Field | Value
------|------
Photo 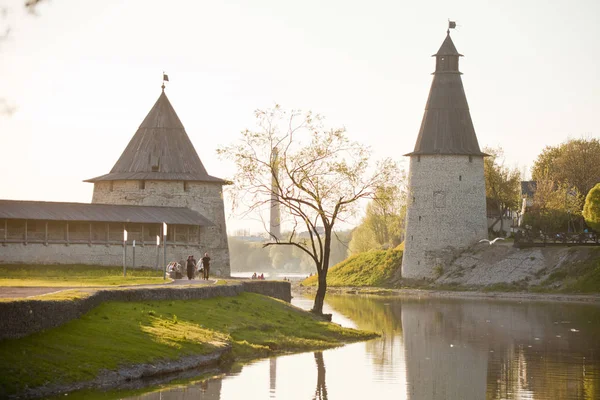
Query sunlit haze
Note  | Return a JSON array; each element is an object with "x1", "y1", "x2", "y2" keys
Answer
[{"x1": 1, "y1": 0, "x2": 598, "y2": 234}]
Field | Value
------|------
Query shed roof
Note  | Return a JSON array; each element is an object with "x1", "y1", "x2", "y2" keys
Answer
[
  {"x1": 0, "y1": 199, "x2": 214, "y2": 226},
  {"x1": 406, "y1": 32, "x2": 485, "y2": 157},
  {"x1": 85, "y1": 90, "x2": 226, "y2": 184}
]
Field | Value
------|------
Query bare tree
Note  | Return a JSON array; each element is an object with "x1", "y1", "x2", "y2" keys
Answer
[{"x1": 218, "y1": 105, "x2": 399, "y2": 315}]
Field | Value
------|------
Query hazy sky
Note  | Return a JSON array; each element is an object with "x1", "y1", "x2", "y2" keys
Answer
[{"x1": 1, "y1": 0, "x2": 598, "y2": 234}]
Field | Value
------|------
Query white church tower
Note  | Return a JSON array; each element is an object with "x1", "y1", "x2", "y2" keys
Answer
[{"x1": 402, "y1": 27, "x2": 488, "y2": 279}]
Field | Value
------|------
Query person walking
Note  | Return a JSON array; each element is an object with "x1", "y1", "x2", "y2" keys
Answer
[
  {"x1": 201, "y1": 252, "x2": 211, "y2": 280},
  {"x1": 186, "y1": 255, "x2": 196, "y2": 280}
]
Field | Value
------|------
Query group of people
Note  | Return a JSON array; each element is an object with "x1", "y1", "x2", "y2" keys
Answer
[
  {"x1": 251, "y1": 272, "x2": 265, "y2": 280},
  {"x1": 186, "y1": 253, "x2": 211, "y2": 280}
]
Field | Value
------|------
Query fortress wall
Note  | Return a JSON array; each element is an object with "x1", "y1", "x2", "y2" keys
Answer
[
  {"x1": 402, "y1": 155, "x2": 488, "y2": 279},
  {"x1": 0, "y1": 242, "x2": 222, "y2": 274},
  {"x1": 92, "y1": 180, "x2": 230, "y2": 275}
]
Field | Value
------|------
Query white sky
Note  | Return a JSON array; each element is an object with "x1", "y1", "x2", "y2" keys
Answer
[{"x1": 1, "y1": 0, "x2": 598, "y2": 234}]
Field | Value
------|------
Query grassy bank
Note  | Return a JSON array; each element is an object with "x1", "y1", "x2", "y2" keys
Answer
[
  {"x1": 302, "y1": 249, "x2": 402, "y2": 287},
  {"x1": 0, "y1": 293, "x2": 376, "y2": 397},
  {"x1": 533, "y1": 248, "x2": 600, "y2": 293},
  {"x1": 300, "y1": 244, "x2": 600, "y2": 294},
  {"x1": 0, "y1": 264, "x2": 168, "y2": 287}
]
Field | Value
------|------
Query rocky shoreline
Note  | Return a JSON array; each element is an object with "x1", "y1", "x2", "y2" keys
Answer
[
  {"x1": 293, "y1": 283, "x2": 600, "y2": 304},
  {"x1": 12, "y1": 347, "x2": 230, "y2": 400}
]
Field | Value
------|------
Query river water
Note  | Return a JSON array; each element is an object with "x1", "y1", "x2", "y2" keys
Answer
[{"x1": 120, "y1": 294, "x2": 600, "y2": 400}]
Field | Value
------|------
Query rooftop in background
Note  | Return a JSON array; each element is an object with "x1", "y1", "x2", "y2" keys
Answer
[
  {"x1": 85, "y1": 89, "x2": 226, "y2": 184},
  {"x1": 0, "y1": 199, "x2": 214, "y2": 226},
  {"x1": 521, "y1": 181, "x2": 537, "y2": 198}
]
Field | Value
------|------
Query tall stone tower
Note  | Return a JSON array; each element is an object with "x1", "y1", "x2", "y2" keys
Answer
[
  {"x1": 85, "y1": 86, "x2": 230, "y2": 276},
  {"x1": 269, "y1": 148, "x2": 281, "y2": 240},
  {"x1": 402, "y1": 29, "x2": 487, "y2": 279}
]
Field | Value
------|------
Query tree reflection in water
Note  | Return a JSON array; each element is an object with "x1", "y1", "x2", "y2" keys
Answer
[{"x1": 313, "y1": 351, "x2": 328, "y2": 400}]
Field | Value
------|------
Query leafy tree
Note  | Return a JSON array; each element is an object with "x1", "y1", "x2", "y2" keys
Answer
[
  {"x1": 349, "y1": 185, "x2": 406, "y2": 253},
  {"x1": 532, "y1": 138, "x2": 600, "y2": 199},
  {"x1": 483, "y1": 147, "x2": 521, "y2": 235},
  {"x1": 583, "y1": 183, "x2": 600, "y2": 232},
  {"x1": 523, "y1": 178, "x2": 583, "y2": 234},
  {"x1": 348, "y1": 223, "x2": 379, "y2": 254},
  {"x1": 218, "y1": 105, "x2": 399, "y2": 315}
]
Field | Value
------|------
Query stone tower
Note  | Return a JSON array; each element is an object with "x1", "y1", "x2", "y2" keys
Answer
[
  {"x1": 85, "y1": 86, "x2": 230, "y2": 276},
  {"x1": 402, "y1": 30, "x2": 487, "y2": 279},
  {"x1": 269, "y1": 148, "x2": 281, "y2": 240}
]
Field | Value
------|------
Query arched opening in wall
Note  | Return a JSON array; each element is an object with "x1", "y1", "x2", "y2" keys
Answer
[
  {"x1": 109, "y1": 182, "x2": 114, "y2": 192},
  {"x1": 418, "y1": 216, "x2": 422, "y2": 221},
  {"x1": 459, "y1": 175, "x2": 462, "y2": 181},
  {"x1": 139, "y1": 180, "x2": 146, "y2": 190},
  {"x1": 469, "y1": 155, "x2": 473, "y2": 163},
  {"x1": 417, "y1": 155, "x2": 421, "y2": 162},
  {"x1": 184, "y1": 182, "x2": 190, "y2": 192}
]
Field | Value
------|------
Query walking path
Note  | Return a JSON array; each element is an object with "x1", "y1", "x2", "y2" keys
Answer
[{"x1": 0, "y1": 277, "x2": 220, "y2": 299}]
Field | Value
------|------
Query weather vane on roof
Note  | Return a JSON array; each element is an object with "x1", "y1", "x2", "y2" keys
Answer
[
  {"x1": 161, "y1": 71, "x2": 169, "y2": 91},
  {"x1": 447, "y1": 20, "x2": 457, "y2": 34}
]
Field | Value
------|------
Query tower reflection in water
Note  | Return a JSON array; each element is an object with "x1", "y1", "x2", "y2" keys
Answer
[
  {"x1": 327, "y1": 294, "x2": 600, "y2": 400},
  {"x1": 126, "y1": 295, "x2": 600, "y2": 400}
]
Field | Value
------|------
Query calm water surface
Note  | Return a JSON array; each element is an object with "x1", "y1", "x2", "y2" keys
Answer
[{"x1": 122, "y1": 295, "x2": 600, "y2": 400}]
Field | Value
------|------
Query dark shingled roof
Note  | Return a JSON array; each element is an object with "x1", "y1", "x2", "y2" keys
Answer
[
  {"x1": 406, "y1": 33, "x2": 486, "y2": 157},
  {"x1": 85, "y1": 90, "x2": 226, "y2": 184},
  {"x1": 433, "y1": 33, "x2": 463, "y2": 57},
  {"x1": 0, "y1": 199, "x2": 214, "y2": 226}
]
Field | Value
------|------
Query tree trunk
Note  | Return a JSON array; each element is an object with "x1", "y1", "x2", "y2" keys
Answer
[
  {"x1": 312, "y1": 227, "x2": 332, "y2": 315},
  {"x1": 312, "y1": 271, "x2": 327, "y2": 315}
]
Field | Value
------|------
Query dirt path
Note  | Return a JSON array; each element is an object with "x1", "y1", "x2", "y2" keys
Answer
[{"x1": 0, "y1": 278, "x2": 219, "y2": 299}]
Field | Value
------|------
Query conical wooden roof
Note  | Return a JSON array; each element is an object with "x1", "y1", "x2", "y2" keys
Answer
[
  {"x1": 86, "y1": 89, "x2": 226, "y2": 183},
  {"x1": 405, "y1": 33, "x2": 486, "y2": 157},
  {"x1": 433, "y1": 32, "x2": 463, "y2": 56}
]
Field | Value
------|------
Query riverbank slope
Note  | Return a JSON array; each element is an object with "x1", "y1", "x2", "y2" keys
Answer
[
  {"x1": 0, "y1": 292, "x2": 377, "y2": 399},
  {"x1": 302, "y1": 244, "x2": 600, "y2": 294}
]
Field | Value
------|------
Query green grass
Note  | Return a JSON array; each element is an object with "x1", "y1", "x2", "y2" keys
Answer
[
  {"x1": 0, "y1": 293, "x2": 376, "y2": 396},
  {"x1": 0, "y1": 264, "x2": 169, "y2": 287},
  {"x1": 302, "y1": 249, "x2": 403, "y2": 287},
  {"x1": 13, "y1": 289, "x2": 92, "y2": 302},
  {"x1": 542, "y1": 255, "x2": 600, "y2": 293}
]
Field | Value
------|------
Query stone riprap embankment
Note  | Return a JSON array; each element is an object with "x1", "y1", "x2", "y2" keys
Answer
[
  {"x1": 436, "y1": 243, "x2": 597, "y2": 286},
  {"x1": 0, "y1": 281, "x2": 290, "y2": 340}
]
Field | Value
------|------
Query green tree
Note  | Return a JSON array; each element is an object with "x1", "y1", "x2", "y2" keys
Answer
[
  {"x1": 532, "y1": 138, "x2": 600, "y2": 198},
  {"x1": 218, "y1": 105, "x2": 399, "y2": 315},
  {"x1": 348, "y1": 223, "x2": 379, "y2": 254},
  {"x1": 483, "y1": 147, "x2": 521, "y2": 235},
  {"x1": 583, "y1": 183, "x2": 600, "y2": 232},
  {"x1": 349, "y1": 185, "x2": 406, "y2": 253},
  {"x1": 523, "y1": 178, "x2": 583, "y2": 234}
]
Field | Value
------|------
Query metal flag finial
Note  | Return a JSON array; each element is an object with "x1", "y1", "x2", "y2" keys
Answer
[
  {"x1": 448, "y1": 20, "x2": 457, "y2": 34},
  {"x1": 162, "y1": 71, "x2": 169, "y2": 91}
]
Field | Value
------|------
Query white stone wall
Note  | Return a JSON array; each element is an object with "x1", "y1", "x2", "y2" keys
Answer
[
  {"x1": 92, "y1": 180, "x2": 230, "y2": 276},
  {"x1": 0, "y1": 242, "x2": 221, "y2": 273},
  {"x1": 402, "y1": 155, "x2": 488, "y2": 279}
]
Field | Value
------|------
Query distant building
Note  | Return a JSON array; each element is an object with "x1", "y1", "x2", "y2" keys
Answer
[
  {"x1": 0, "y1": 87, "x2": 231, "y2": 276},
  {"x1": 402, "y1": 29, "x2": 488, "y2": 279},
  {"x1": 519, "y1": 181, "x2": 537, "y2": 226}
]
